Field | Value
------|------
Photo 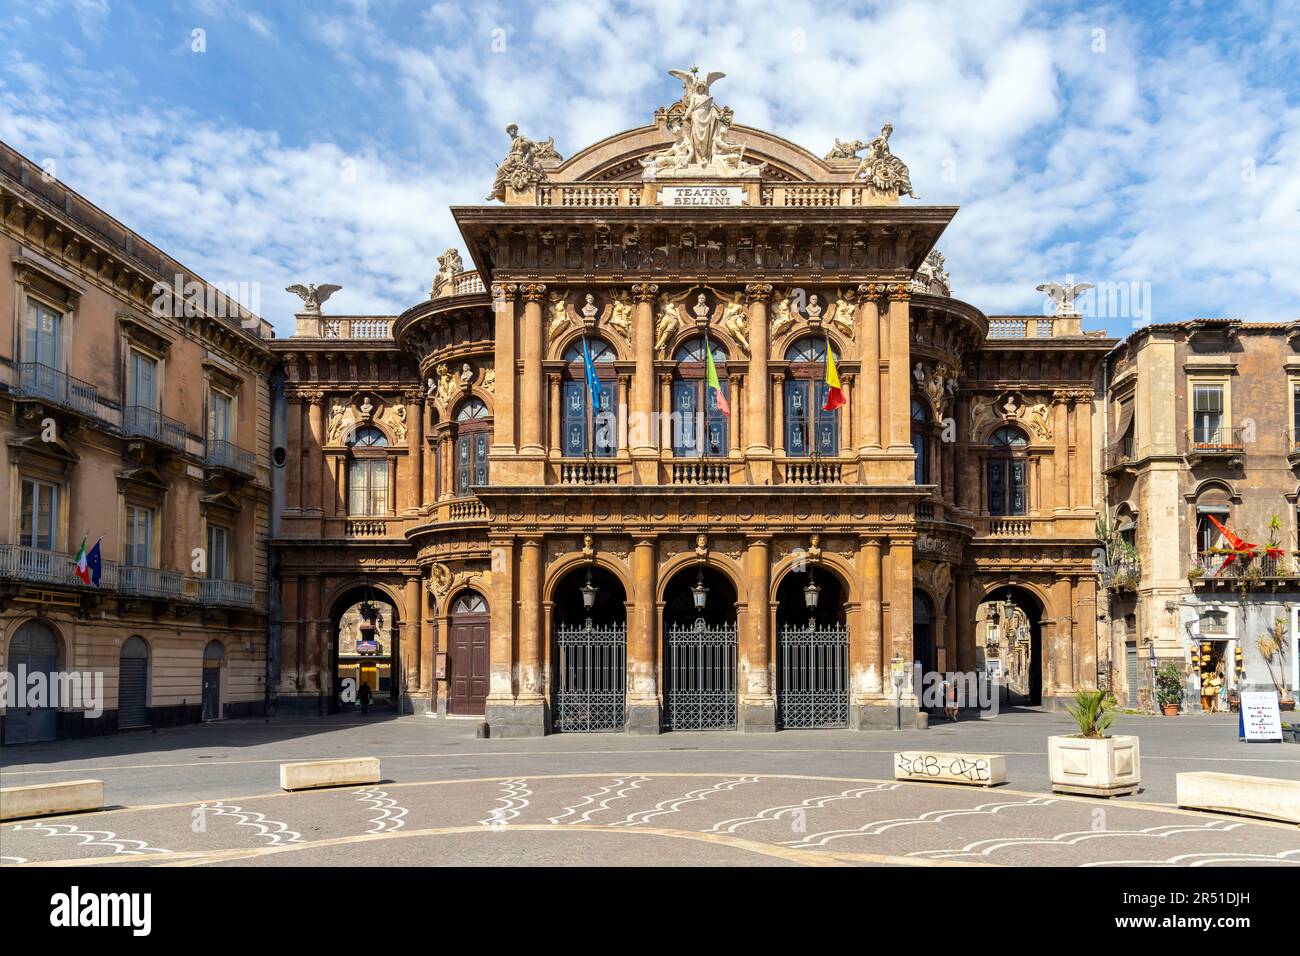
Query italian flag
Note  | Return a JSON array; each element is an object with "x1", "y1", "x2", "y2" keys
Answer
[
  {"x1": 74, "y1": 535, "x2": 91, "y2": 585},
  {"x1": 822, "y1": 336, "x2": 846, "y2": 411},
  {"x1": 705, "y1": 334, "x2": 730, "y2": 417}
]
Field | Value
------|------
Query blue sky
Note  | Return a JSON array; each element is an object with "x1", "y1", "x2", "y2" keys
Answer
[{"x1": 2, "y1": 0, "x2": 1297, "y2": 339}]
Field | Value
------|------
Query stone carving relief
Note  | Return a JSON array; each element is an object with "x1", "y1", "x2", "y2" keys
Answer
[
  {"x1": 548, "y1": 292, "x2": 572, "y2": 340},
  {"x1": 486, "y1": 124, "x2": 558, "y2": 202},
  {"x1": 655, "y1": 292, "x2": 687, "y2": 353},
  {"x1": 827, "y1": 291, "x2": 856, "y2": 339},
  {"x1": 1036, "y1": 280, "x2": 1094, "y2": 317},
  {"x1": 770, "y1": 294, "x2": 798, "y2": 339},
  {"x1": 431, "y1": 248, "x2": 463, "y2": 298},
  {"x1": 326, "y1": 397, "x2": 353, "y2": 444},
  {"x1": 915, "y1": 560, "x2": 953, "y2": 601},
  {"x1": 285, "y1": 282, "x2": 341, "y2": 315},
  {"x1": 912, "y1": 362, "x2": 955, "y2": 421},
  {"x1": 969, "y1": 391, "x2": 1052, "y2": 442},
  {"x1": 432, "y1": 363, "x2": 458, "y2": 410},
  {"x1": 719, "y1": 299, "x2": 750, "y2": 355},
  {"x1": 428, "y1": 563, "x2": 476, "y2": 602},
  {"x1": 825, "y1": 137, "x2": 868, "y2": 159},
  {"x1": 641, "y1": 68, "x2": 766, "y2": 179},
  {"x1": 386, "y1": 403, "x2": 407, "y2": 444},
  {"x1": 481, "y1": 368, "x2": 496, "y2": 394},
  {"x1": 606, "y1": 290, "x2": 633, "y2": 345},
  {"x1": 912, "y1": 249, "x2": 951, "y2": 297},
  {"x1": 851, "y1": 124, "x2": 918, "y2": 200}
]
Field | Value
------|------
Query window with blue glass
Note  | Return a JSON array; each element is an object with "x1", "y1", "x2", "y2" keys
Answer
[
  {"x1": 784, "y1": 337, "x2": 839, "y2": 457},
  {"x1": 911, "y1": 396, "x2": 931, "y2": 485},
  {"x1": 987, "y1": 425, "x2": 1028, "y2": 516},
  {"x1": 561, "y1": 339, "x2": 618, "y2": 458},
  {"x1": 671, "y1": 338, "x2": 729, "y2": 456},
  {"x1": 454, "y1": 398, "x2": 490, "y2": 495}
]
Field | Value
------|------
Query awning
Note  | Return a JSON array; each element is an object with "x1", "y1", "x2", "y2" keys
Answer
[{"x1": 1108, "y1": 400, "x2": 1134, "y2": 455}]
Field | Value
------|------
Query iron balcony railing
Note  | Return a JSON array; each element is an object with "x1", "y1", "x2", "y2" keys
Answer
[
  {"x1": 205, "y1": 438, "x2": 257, "y2": 476},
  {"x1": 16, "y1": 362, "x2": 101, "y2": 418},
  {"x1": 1190, "y1": 550, "x2": 1298, "y2": 580},
  {"x1": 0, "y1": 543, "x2": 118, "y2": 589},
  {"x1": 123, "y1": 405, "x2": 189, "y2": 452},
  {"x1": 1100, "y1": 556, "x2": 1141, "y2": 589},
  {"x1": 196, "y1": 578, "x2": 255, "y2": 608},
  {"x1": 1104, "y1": 440, "x2": 1135, "y2": 472},
  {"x1": 1186, "y1": 426, "x2": 1245, "y2": 454},
  {"x1": 118, "y1": 565, "x2": 184, "y2": 600}
]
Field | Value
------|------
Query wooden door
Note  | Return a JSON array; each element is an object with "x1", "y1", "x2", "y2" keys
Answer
[{"x1": 449, "y1": 592, "x2": 489, "y2": 715}]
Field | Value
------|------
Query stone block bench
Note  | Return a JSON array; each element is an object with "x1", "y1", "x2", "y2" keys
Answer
[
  {"x1": 894, "y1": 752, "x2": 1007, "y2": 787},
  {"x1": 0, "y1": 780, "x2": 104, "y2": 821},
  {"x1": 279, "y1": 757, "x2": 381, "y2": 792},
  {"x1": 1176, "y1": 772, "x2": 1300, "y2": 824}
]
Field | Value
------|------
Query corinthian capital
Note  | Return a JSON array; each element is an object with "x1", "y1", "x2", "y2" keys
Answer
[
  {"x1": 491, "y1": 282, "x2": 518, "y2": 303},
  {"x1": 519, "y1": 283, "x2": 548, "y2": 303},
  {"x1": 630, "y1": 282, "x2": 659, "y2": 303},
  {"x1": 886, "y1": 282, "x2": 912, "y2": 301},
  {"x1": 744, "y1": 283, "x2": 774, "y2": 303}
]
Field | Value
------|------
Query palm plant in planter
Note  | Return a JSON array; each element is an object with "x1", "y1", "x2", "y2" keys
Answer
[
  {"x1": 1156, "y1": 663, "x2": 1183, "y2": 716},
  {"x1": 1048, "y1": 689, "x2": 1141, "y2": 797}
]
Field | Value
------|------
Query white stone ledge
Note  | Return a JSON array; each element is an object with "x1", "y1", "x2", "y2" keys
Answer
[
  {"x1": 279, "y1": 757, "x2": 381, "y2": 792},
  {"x1": 894, "y1": 752, "x2": 1007, "y2": 787},
  {"x1": 0, "y1": 780, "x2": 104, "y2": 821},
  {"x1": 1176, "y1": 771, "x2": 1300, "y2": 824}
]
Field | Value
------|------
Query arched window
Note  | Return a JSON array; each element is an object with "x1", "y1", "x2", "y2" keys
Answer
[
  {"x1": 561, "y1": 338, "x2": 618, "y2": 458},
  {"x1": 347, "y1": 426, "x2": 389, "y2": 515},
  {"x1": 987, "y1": 425, "x2": 1028, "y2": 516},
  {"x1": 784, "y1": 336, "x2": 840, "y2": 457},
  {"x1": 672, "y1": 337, "x2": 730, "y2": 457},
  {"x1": 452, "y1": 591, "x2": 488, "y2": 615},
  {"x1": 911, "y1": 397, "x2": 931, "y2": 485},
  {"x1": 454, "y1": 398, "x2": 491, "y2": 495}
]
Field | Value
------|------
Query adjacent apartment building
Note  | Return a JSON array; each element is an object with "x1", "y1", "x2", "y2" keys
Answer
[
  {"x1": 1102, "y1": 319, "x2": 1300, "y2": 711},
  {"x1": 0, "y1": 143, "x2": 275, "y2": 742}
]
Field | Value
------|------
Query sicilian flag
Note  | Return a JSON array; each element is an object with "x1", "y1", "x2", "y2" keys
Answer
[
  {"x1": 74, "y1": 535, "x2": 103, "y2": 587},
  {"x1": 822, "y1": 336, "x2": 846, "y2": 411},
  {"x1": 704, "y1": 334, "x2": 730, "y2": 417}
]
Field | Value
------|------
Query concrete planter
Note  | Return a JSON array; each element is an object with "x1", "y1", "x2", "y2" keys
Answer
[{"x1": 1048, "y1": 734, "x2": 1140, "y2": 797}]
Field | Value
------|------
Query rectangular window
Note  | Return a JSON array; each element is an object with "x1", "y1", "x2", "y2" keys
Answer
[
  {"x1": 987, "y1": 460, "x2": 1026, "y2": 516},
  {"x1": 672, "y1": 380, "x2": 699, "y2": 457},
  {"x1": 561, "y1": 380, "x2": 588, "y2": 458},
  {"x1": 209, "y1": 390, "x2": 233, "y2": 443},
  {"x1": 20, "y1": 478, "x2": 59, "y2": 550},
  {"x1": 129, "y1": 350, "x2": 158, "y2": 410},
  {"x1": 207, "y1": 525, "x2": 229, "y2": 580},
  {"x1": 785, "y1": 381, "x2": 839, "y2": 457},
  {"x1": 1293, "y1": 385, "x2": 1300, "y2": 444},
  {"x1": 349, "y1": 459, "x2": 389, "y2": 514},
  {"x1": 592, "y1": 386, "x2": 617, "y2": 459},
  {"x1": 1196, "y1": 511, "x2": 1223, "y2": 553},
  {"x1": 23, "y1": 299, "x2": 62, "y2": 369},
  {"x1": 1192, "y1": 385, "x2": 1224, "y2": 444},
  {"x1": 125, "y1": 505, "x2": 154, "y2": 566}
]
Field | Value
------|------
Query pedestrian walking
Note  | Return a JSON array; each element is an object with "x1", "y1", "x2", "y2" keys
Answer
[
  {"x1": 359, "y1": 680, "x2": 372, "y2": 716},
  {"x1": 944, "y1": 677, "x2": 959, "y2": 721}
]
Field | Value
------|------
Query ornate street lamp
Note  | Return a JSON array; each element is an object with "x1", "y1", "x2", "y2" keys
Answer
[
  {"x1": 803, "y1": 571, "x2": 821, "y2": 611},
  {"x1": 580, "y1": 570, "x2": 599, "y2": 612},
  {"x1": 691, "y1": 569, "x2": 709, "y2": 611}
]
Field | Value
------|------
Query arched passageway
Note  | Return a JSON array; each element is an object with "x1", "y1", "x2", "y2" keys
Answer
[
  {"x1": 661, "y1": 565, "x2": 737, "y2": 731},
  {"x1": 551, "y1": 564, "x2": 628, "y2": 732},
  {"x1": 775, "y1": 566, "x2": 849, "y2": 729}
]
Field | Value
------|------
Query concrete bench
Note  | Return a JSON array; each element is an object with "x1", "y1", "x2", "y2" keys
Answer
[
  {"x1": 279, "y1": 757, "x2": 381, "y2": 792},
  {"x1": 0, "y1": 780, "x2": 104, "y2": 821},
  {"x1": 1176, "y1": 772, "x2": 1300, "y2": 824},
  {"x1": 894, "y1": 752, "x2": 1007, "y2": 787}
]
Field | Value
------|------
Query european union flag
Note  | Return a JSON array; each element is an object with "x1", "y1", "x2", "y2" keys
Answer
[
  {"x1": 85, "y1": 538, "x2": 103, "y2": 587},
  {"x1": 582, "y1": 335, "x2": 604, "y2": 409}
]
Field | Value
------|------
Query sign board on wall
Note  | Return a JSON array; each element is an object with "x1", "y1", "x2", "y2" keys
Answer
[
  {"x1": 1239, "y1": 691, "x2": 1283, "y2": 742},
  {"x1": 656, "y1": 186, "x2": 747, "y2": 206}
]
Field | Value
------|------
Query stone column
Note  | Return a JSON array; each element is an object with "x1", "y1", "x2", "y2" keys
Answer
[
  {"x1": 402, "y1": 574, "x2": 421, "y2": 712},
  {"x1": 741, "y1": 536, "x2": 776, "y2": 732},
  {"x1": 285, "y1": 395, "x2": 304, "y2": 512},
  {"x1": 617, "y1": 374, "x2": 630, "y2": 455},
  {"x1": 942, "y1": 585, "x2": 957, "y2": 674},
  {"x1": 304, "y1": 391, "x2": 325, "y2": 515},
  {"x1": 630, "y1": 283, "x2": 659, "y2": 477},
  {"x1": 513, "y1": 537, "x2": 547, "y2": 734},
  {"x1": 1053, "y1": 391, "x2": 1071, "y2": 511},
  {"x1": 743, "y1": 284, "x2": 773, "y2": 473},
  {"x1": 548, "y1": 373, "x2": 562, "y2": 457},
  {"x1": 771, "y1": 375, "x2": 785, "y2": 456},
  {"x1": 519, "y1": 284, "x2": 546, "y2": 459},
  {"x1": 887, "y1": 285, "x2": 912, "y2": 452},
  {"x1": 658, "y1": 372, "x2": 673, "y2": 458},
  {"x1": 490, "y1": 284, "x2": 517, "y2": 456},
  {"x1": 853, "y1": 537, "x2": 886, "y2": 728},
  {"x1": 889, "y1": 538, "x2": 916, "y2": 713},
  {"x1": 421, "y1": 405, "x2": 437, "y2": 508},
  {"x1": 627, "y1": 537, "x2": 660, "y2": 734},
  {"x1": 856, "y1": 287, "x2": 881, "y2": 453},
  {"x1": 419, "y1": 573, "x2": 435, "y2": 697},
  {"x1": 1073, "y1": 389, "x2": 1094, "y2": 513},
  {"x1": 729, "y1": 373, "x2": 743, "y2": 455},
  {"x1": 1050, "y1": 576, "x2": 1073, "y2": 702},
  {"x1": 404, "y1": 391, "x2": 424, "y2": 513},
  {"x1": 1076, "y1": 574, "x2": 1097, "y2": 691},
  {"x1": 956, "y1": 573, "x2": 975, "y2": 672},
  {"x1": 485, "y1": 537, "x2": 516, "y2": 713},
  {"x1": 439, "y1": 433, "x2": 453, "y2": 499}
]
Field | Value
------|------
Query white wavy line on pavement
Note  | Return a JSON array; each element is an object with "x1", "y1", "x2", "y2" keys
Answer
[
  {"x1": 1, "y1": 856, "x2": 29, "y2": 865},
  {"x1": 549, "y1": 776, "x2": 640, "y2": 824},
  {"x1": 611, "y1": 776, "x2": 760, "y2": 828},
  {"x1": 910, "y1": 820, "x2": 1243, "y2": 859},
  {"x1": 204, "y1": 803, "x2": 303, "y2": 846},
  {"x1": 479, "y1": 778, "x2": 531, "y2": 826},
  {"x1": 354, "y1": 788, "x2": 408, "y2": 834},
  {"x1": 9, "y1": 821, "x2": 170, "y2": 855},
  {"x1": 1083, "y1": 847, "x2": 1300, "y2": 868},
  {"x1": 786, "y1": 797, "x2": 1057, "y2": 849},
  {"x1": 710, "y1": 783, "x2": 901, "y2": 834},
  {"x1": 568, "y1": 776, "x2": 650, "y2": 824}
]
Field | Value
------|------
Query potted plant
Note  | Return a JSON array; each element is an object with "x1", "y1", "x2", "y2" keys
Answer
[
  {"x1": 1259, "y1": 621, "x2": 1295, "y2": 711},
  {"x1": 1048, "y1": 689, "x2": 1141, "y2": 797},
  {"x1": 1156, "y1": 663, "x2": 1183, "y2": 716}
]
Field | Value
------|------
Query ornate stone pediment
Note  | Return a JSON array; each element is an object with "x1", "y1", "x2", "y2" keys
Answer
[{"x1": 968, "y1": 390, "x2": 1053, "y2": 442}]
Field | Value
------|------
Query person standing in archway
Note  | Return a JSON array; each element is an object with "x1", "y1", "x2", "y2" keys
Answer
[
  {"x1": 359, "y1": 680, "x2": 372, "y2": 716},
  {"x1": 943, "y1": 677, "x2": 959, "y2": 722}
]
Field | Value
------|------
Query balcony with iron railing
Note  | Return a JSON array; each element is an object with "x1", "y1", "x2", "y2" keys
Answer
[
  {"x1": 118, "y1": 565, "x2": 184, "y2": 600},
  {"x1": 15, "y1": 362, "x2": 102, "y2": 420},
  {"x1": 1188, "y1": 550, "x2": 1300, "y2": 585},
  {"x1": 123, "y1": 405, "x2": 189, "y2": 453},
  {"x1": 205, "y1": 438, "x2": 257, "y2": 477},
  {"x1": 1185, "y1": 426, "x2": 1245, "y2": 465},
  {"x1": 196, "y1": 578, "x2": 256, "y2": 608},
  {"x1": 1100, "y1": 556, "x2": 1142, "y2": 591},
  {"x1": 1104, "y1": 439, "x2": 1136, "y2": 474},
  {"x1": 0, "y1": 544, "x2": 118, "y2": 590}
]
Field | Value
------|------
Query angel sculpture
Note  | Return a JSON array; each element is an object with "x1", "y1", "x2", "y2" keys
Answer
[
  {"x1": 770, "y1": 294, "x2": 798, "y2": 339},
  {"x1": 668, "y1": 66, "x2": 728, "y2": 166},
  {"x1": 547, "y1": 293, "x2": 571, "y2": 339},
  {"x1": 827, "y1": 292, "x2": 856, "y2": 339},
  {"x1": 720, "y1": 301, "x2": 750, "y2": 355},
  {"x1": 285, "y1": 283, "x2": 342, "y2": 314},
  {"x1": 606, "y1": 291, "x2": 633, "y2": 344},
  {"x1": 431, "y1": 248, "x2": 463, "y2": 297},
  {"x1": 655, "y1": 294, "x2": 685, "y2": 353},
  {"x1": 1035, "y1": 281, "x2": 1095, "y2": 317}
]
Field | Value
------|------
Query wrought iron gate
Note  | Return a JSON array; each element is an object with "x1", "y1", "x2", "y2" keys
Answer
[
  {"x1": 665, "y1": 620, "x2": 737, "y2": 730},
  {"x1": 777, "y1": 622, "x2": 849, "y2": 728},
  {"x1": 553, "y1": 621, "x2": 626, "y2": 732}
]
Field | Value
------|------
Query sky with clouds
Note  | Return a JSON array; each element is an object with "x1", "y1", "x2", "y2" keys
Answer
[{"x1": 1, "y1": 0, "x2": 1297, "y2": 339}]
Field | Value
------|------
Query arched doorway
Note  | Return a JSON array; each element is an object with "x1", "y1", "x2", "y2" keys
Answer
[
  {"x1": 119, "y1": 636, "x2": 150, "y2": 729},
  {"x1": 329, "y1": 584, "x2": 401, "y2": 713},
  {"x1": 977, "y1": 586, "x2": 1043, "y2": 706},
  {"x1": 448, "y1": 590, "x2": 489, "y2": 716},
  {"x1": 551, "y1": 565, "x2": 628, "y2": 732},
  {"x1": 775, "y1": 565, "x2": 849, "y2": 728},
  {"x1": 662, "y1": 565, "x2": 737, "y2": 731},
  {"x1": 5, "y1": 620, "x2": 62, "y2": 743},
  {"x1": 201, "y1": 640, "x2": 225, "y2": 721},
  {"x1": 913, "y1": 591, "x2": 936, "y2": 677}
]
